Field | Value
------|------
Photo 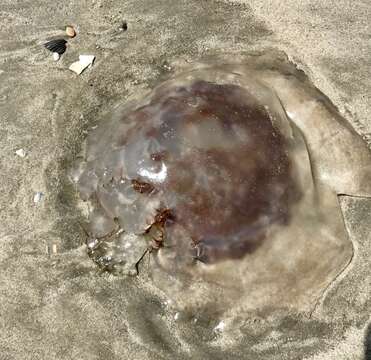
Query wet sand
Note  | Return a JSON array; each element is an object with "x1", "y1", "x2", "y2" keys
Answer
[{"x1": 0, "y1": 1, "x2": 370, "y2": 359}]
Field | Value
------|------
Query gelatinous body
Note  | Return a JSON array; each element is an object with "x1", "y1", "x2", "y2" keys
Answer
[
  {"x1": 122, "y1": 80, "x2": 298, "y2": 263},
  {"x1": 72, "y1": 55, "x2": 371, "y2": 312},
  {"x1": 75, "y1": 71, "x2": 301, "y2": 268}
]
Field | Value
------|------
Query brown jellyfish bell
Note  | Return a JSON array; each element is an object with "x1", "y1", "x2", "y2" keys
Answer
[{"x1": 70, "y1": 52, "x2": 371, "y2": 315}]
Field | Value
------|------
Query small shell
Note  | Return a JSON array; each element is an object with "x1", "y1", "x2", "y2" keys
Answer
[
  {"x1": 52, "y1": 52, "x2": 60, "y2": 61},
  {"x1": 44, "y1": 39, "x2": 67, "y2": 55},
  {"x1": 66, "y1": 25, "x2": 76, "y2": 38},
  {"x1": 33, "y1": 192, "x2": 44, "y2": 204},
  {"x1": 15, "y1": 149, "x2": 27, "y2": 158},
  {"x1": 213, "y1": 320, "x2": 225, "y2": 332}
]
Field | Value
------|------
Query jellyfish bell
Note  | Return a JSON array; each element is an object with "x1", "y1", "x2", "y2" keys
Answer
[{"x1": 71, "y1": 54, "x2": 371, "y2": 314}]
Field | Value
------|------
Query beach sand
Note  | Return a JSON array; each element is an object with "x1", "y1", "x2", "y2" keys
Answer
[{"x1": 0, "y1": 1, "x2": 370, "y2": 359}]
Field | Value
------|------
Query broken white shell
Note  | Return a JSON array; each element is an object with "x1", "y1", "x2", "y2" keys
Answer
[
  {"x1": 69, "y1": 55, "x2": 95, "y2": 75},
  {"x1": 15, "y1": 149, "x2": 27, "y2": 158},
  {"x1": 33, "y1": 192, "x2": 44, "y2": 204}
]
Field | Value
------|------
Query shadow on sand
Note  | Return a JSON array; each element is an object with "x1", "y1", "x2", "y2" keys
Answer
[{"x1": 365, "y1": 323, "x2": 371, "y2": 360}]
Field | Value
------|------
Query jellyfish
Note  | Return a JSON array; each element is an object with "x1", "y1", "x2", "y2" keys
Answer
[{"x1": 70, "y1": 52, "x2": 371, "y2": 313}]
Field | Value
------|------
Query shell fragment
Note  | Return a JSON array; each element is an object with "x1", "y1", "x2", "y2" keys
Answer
[
  {"x1": 44, "y1": 39, "x2": 67, "y2": 55},
  {"x1": 15, "y1": 149, "x2": 27, "y2": 158},
  {"x1": 69, "y1": 55, "x2": 95, "y2": 75},
  {"x1": 66, "y1": 25, "x2": 76, "y2": 38},
  {"x1": 213, "y1": 320, "x2": 225, "y2": 332},
  {"x1": 33, "y1": 192, "x2": 44, "y2": 204}
]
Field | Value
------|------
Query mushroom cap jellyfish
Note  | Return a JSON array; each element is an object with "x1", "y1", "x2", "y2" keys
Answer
[{"x1": 71, "y1": 52, "x2": 371, "y2": 314}]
